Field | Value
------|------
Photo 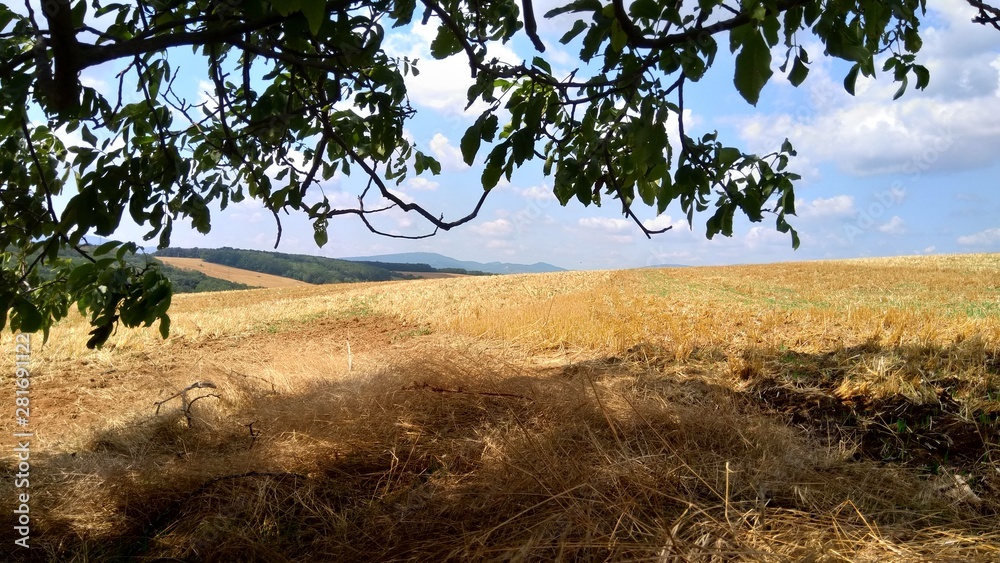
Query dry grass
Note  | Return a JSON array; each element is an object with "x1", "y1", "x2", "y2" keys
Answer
[
  {"x1": 1, "y1": 254, "x2": 998, "y2": 561},
  {"x1": 394, "y1": 270, "x2": 470, "y2": 279}
]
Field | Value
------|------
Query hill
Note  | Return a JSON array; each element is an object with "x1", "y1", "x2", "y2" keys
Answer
[
  {"x1": 32, "y1": 245, "x2": 253, "y2": 293},
  {"x1": 341, "y1": 251, "x2": 566, "y2": 274},
  {"x1": 156, "y1": 247, "x2": 401, "y2": 284},
  {"x1": 157, "y1": 257, "x2": 312, "y2": 288}
]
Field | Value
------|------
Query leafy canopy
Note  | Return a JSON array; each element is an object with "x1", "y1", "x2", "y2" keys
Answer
[{"x1": 1, "y1": 0, "x2": 984, "y2": 347}]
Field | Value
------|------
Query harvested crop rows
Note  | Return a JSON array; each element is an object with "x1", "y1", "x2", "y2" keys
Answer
[{"x1": 2, "y1": 254, "x2": 998, "y2": 561}]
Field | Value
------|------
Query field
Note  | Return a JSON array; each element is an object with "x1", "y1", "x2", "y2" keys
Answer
[
  {"x1": 394, "y1": 270, "x2": 470, "y2": 279},
  {"x1": 2, "y1": 254, "x2": 999, "y2": 561},
  {"x1": 157, "y1": 257, "x2": 311, "y2": 288}
]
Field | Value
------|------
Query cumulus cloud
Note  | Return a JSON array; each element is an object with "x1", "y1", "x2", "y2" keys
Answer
[
  {"x1": 402, "y1": 177, "x2": 440, "y2": 191},
  {"x1": 578, "y1": 217, "x2": 631, "y2": 233},
  {"x1": 428, "y1": 133, "x2": 468, "y2": 171},
  {"x1": 744, "y1": 225, "x2": 791, "y2": 250},
  {"x1": 957, "y1": 227, "x2": 1000, "y2": 246},
  {"x1": 738, "y1": 0, "x2": 1000, "y2": 176},
  {"x1": 796, "y1": 195, "x2": 857, "y2": 219},
  {"x1": 520, "y1": 184, "x2": 557, "y2": 201},
  {"x1": 470, "y1": 218, "x2": 514, "y2": 237},
  {"x1": 643, "y1": 214, "x2": 687, "y2": 232},
  {"x1": 384, "y1": 24, "x2": 520, "y2": 117},
  {"x1": 877, "y1": 215, "x2": 906, "y2": 235}
]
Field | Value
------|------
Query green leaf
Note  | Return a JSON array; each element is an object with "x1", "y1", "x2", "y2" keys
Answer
[
  {"x1": 610, "y1": 19, "x2": 627, "y2": 52},
  {"x1": 314, "y1": 225, "x2": 328, "y2": 247},
  {"x1": 0, "y1": 5, "x2": 16, "y2": 32},
  {"x1": 430, "y1": 25, "x2": 463, "y2": 59},
  {"x1": 158, "y1": 314, "x2": 171, "y2": 339},
  {"x1": 15, "y1": 300, "x2": 44, "y2": 333},
  {"x1": 733, "y1": 31, "x2": 773, "y2": 106},
  {"x1": 761, "y1": 15, "x2": 780, "y2": 47},
  {"x1": 843, "y1": 63, "x2": 861, "y2": 95},
  {"x1": 903, "y1": 27, "x2": 922, "y2": 53},
  {"x1": 630, "y1": 0, "x2": 661, "y2": 19},
  {"x1": 544, "y1": 0, "x2": 601, "y2": 18},
  {"x1": 893, "y1": 75, "x2": 908, "y2": 100},
  {"x1": 71, "y1": 1, "x2": 87, "y2": 27},
  {"x1": 93, "y1": 241, "x2": 121, "y2": 256},
  {"x1": 913, "y1": 65, "x2": 930, "y2": 90},
  {"x1": 460, "y1": 120, "x2": 483, "y2": 166},
  {"x1": 559, "y1": 20, "x2": 589, "y2": 44},
  {"x1": 81, "y1": 125, "x2": 98, "y2": 147},
  {"x1": 531, "y1": 56, "x2": 552, "y2": 73},
  {"x1": 718, "y1": 147, "x2": 741, "y2": 166},
  {"x1": 300, "y1": 0, "x2": 326, "y2": 35},
  {"x1": 481, "y1": 144, "x2": 508, "y2": 190},
  {"x1": 788, "y1": 56, "x2": 809, "y2": 87},
  {"x1": 272, "y1": 0, "x2": 302, "y2": 17},
  {"x1": 391, "y1": 0, "x2": 416, "y2": 26}
]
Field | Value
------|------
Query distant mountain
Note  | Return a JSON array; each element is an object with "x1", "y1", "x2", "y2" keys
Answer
[{"x1": 341, "y1": 252, "x2": 567, "y2": 275}]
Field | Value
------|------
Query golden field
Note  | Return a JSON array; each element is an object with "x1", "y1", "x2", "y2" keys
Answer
[
  {"x1": 1, "y1": 253, "x2": 999, "y2": 561},
  {"x1": 156, "y1": 256, "x2": 311, "y2": 288}
]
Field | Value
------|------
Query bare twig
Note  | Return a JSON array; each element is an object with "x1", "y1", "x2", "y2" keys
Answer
[
  {"x1": 403, "y1": 382, "x2": 534, "y2": 402},
  {"x1": 154, "y1": 380, "x2": 220, "y2": 427}
]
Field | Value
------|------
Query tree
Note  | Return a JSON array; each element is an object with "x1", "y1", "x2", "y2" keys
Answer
[{"x1": 0, "y1": 0, "x2": 994, "y2": 347}]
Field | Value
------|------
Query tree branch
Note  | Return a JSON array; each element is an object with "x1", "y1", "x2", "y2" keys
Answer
[
  {"x1": 610, "y1": 0, "x2": 810, "y2": 50},
  {"x1": 521, "y1": 0, "x2": 546, "y2": 52}
]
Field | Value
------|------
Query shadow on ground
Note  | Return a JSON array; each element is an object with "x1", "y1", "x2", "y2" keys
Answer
[{"x1": 1, "y1": 340, "x2": 998, "y2": 562}]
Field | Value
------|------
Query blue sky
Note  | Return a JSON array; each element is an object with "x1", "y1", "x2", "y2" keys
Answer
[{"x1": 53, "y1": 0, "x2": 1000, "y2": 269}]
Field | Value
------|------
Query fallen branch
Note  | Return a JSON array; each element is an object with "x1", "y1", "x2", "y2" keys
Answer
[
  {"x1": 154, "y1": 380, "x2": 220, "y2": 427},
  {"x1": 402, "y1": 382, "x2": 533, "y2": 402}
]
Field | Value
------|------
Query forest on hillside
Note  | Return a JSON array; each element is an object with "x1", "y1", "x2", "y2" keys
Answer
[
  {"x1": 22, "y1": 246, "x2": 252, "y2": 294},
  {"x1": 156, "y1": 247, "x2": 399, "y2": 284}
]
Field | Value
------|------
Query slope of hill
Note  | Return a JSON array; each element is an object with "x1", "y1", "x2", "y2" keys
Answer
[
  {"x1": 156, "y1": 247, "x2": 400, "y2": 284},
  {"x1": 341, "y1": 252, "x2": 566, "y2": 274},
  {"x1": 9, "y1": 254, "x2": 1000, "y2": 561},
  {"x1": 157, "y1": 257, "x2": 311, "y2": 288},
  {"x1": 33, "y1": 245, "x2": 252, "y2": 293}
]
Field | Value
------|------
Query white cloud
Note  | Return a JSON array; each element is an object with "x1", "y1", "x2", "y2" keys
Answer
[
  {"x1": 402, "y1": 177, "x2": 440, "y2": 191},
  {"x1": 428, "y1": 133, "x2": 468, "y2": 171},
  {"x1": 738, "y1": 1, "x2": 1000, "y2": 176},
  {"x1": 957, "y1": 227, "x2": 1000, "y2": 246},
  {"x1": 578, "y1": 217, "x2": 631, "y2": 233},
  {"x1": 744, "y1": 226, "x2": 790, "y2": 250},
  {"x1": 796, "y1": 195, "x2": 857, "y2": 219},
  {"x1": 877, "y1": 215, "x2": 906, "y2": 235},
  {"x1": 470, "y1": 218, "x2": 514, "y2": 237},
  {"x1": 643, "y1": 214, "x2": 686, "y2": 232},
  {"x1": 486, "y1": 240, "x2": 513, "y2": 249},
  {"x1": 520, "y1": 184, "x2": 557, "y2": 201},
  {"x1": 384, "y1": 24, "x2": 520, "y2": 117}
]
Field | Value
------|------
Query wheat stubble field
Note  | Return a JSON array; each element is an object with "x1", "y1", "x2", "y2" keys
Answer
[{"x1": 2, "y1": 254, "x2": 999, "y2": 561}]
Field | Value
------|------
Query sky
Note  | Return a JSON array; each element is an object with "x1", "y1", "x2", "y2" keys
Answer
[{"x1": 45, "y1": 0, "x2": 1000, "y2": 269}]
